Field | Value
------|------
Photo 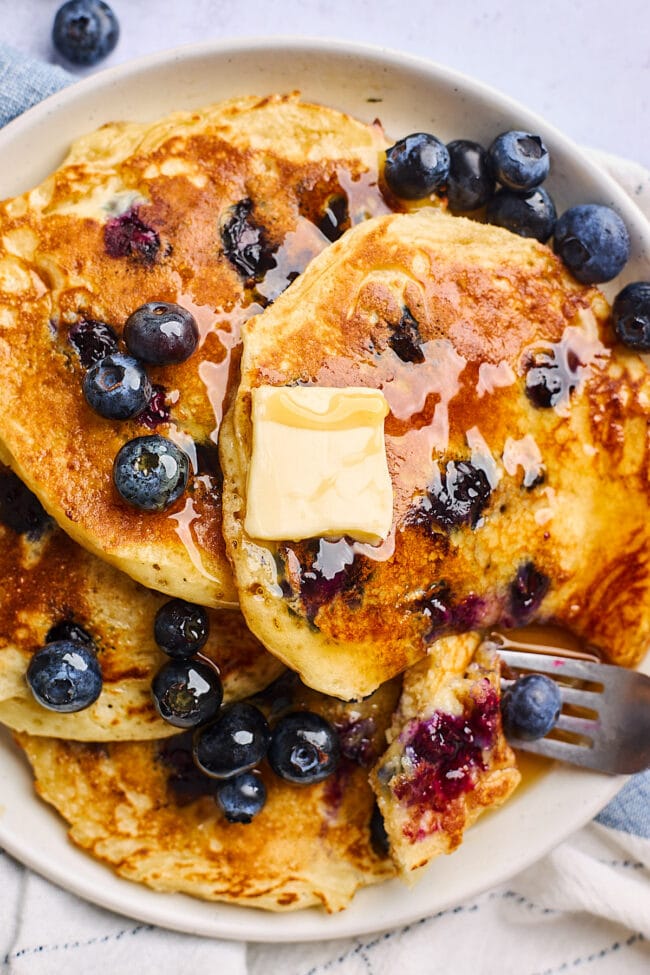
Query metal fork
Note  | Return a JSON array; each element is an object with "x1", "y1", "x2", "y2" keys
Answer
[{"x1": 484, "y1": 632, "x2": 650, "y2": 774}]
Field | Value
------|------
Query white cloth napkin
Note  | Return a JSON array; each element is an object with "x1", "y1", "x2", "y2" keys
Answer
[{"x1": 1, "y1": 43, "x2": 649, "y2": 975}]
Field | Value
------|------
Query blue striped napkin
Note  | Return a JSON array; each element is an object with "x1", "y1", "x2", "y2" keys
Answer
[{"x1": 0, "y1": 40, "x2": 648, "y2": 975}]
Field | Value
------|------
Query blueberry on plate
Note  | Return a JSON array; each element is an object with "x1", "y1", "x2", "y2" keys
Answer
[
  {"x1": 501, "y1": 673, "x2": 562, "y2": 741},
  {"x1": 488, "y1": 131, "x2": 550, "y2": 192},
  {"x1": 124, "y1": 302, "x2": 199, "y2": 366},
  {"x1": 446, "y1": 140, "x2": 495, "y2": 211},
  {"x1": 216, "y1": 771, "x2": 267, "y2": 823},
  {"x1": 52, "y1": 0, "x2": 119, "y2": 67},
  {"x1": 154, "y1": 599, "x2": 210, "y2": 658},
  {"x1": 486, "y1": 186, "x2": 557, "y2": 242},
  {"x1": 553, "y1": 204, "x2": 630, "y2": 284},
  {"x1": 268, "y1": 710, "x2": 340, "y2": 784},
  {"x1": 383, "y1": 133, "x2": 450, "y2": 200},
  {"x1": 193, "y1": 702, "x2": 271, "y2": 779},
  {"x1": 612, "y1": 281, "x2": 650, "y2": 351},
  {"x1": 83, "y1": 353, "x2": 152, "y2": 420},
  {"x1": 152, "y1": 659, "x2": 223, "y2": 728},
  {"x1": 0, "y1": 468, "x2": 51, "y2": 539},
  {"x1": 113, "y1": 434, "x2": 190, "y2": 512},
  {"x1": 27, "y1": 640, "x2": 102, "y2": 712}
]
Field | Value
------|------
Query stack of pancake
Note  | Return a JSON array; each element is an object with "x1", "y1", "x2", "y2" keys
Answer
[{"x1": 0, "y1": 93, "x2": 647, "y2": 913}]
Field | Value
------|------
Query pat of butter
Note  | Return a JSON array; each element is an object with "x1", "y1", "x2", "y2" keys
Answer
[{"x1": 245, "y1": 386, "x2": 393, "y2": 544}]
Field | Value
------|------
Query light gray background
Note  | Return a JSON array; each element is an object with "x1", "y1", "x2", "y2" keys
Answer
[{"x1": 1, "y1": 0, "x2": 649, "y2": 167}]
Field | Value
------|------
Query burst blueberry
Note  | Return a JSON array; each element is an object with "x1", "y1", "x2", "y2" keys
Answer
[
  {"x1": 83, "y1": 353, "x2": 152, "y2": 420},
  {"x1": 486, "y1": 186, "x2": 557, "y2": 242},
  {"x1": 152, "y1": 659, "x2": 222, "y2": 728},
  {"x1": 268, "y1": 711, "x2": 340, "y2": 784},
  {"x1": 193, "y1": 702, "x2": 270, "y2": 779},
  {"x1": 446, "y1": 140, "x2": 495, "y2": 211},
  {"x1": 0, "y1": 468, "x2": 51, "y2": 539},
  {"x1": 553, "y1": 204, "x2": 630, "y2": 284},
  {"x1": 104, "y1": 207, "x2": 160, "y2": 263},
  {"x1": 124, "y1": 302, "x2": 199, "y2": 365},
  {"x1": 612, "y1": 281, "x2": 650, "y2": 351},
  {"x1": 384, "y1": 133, "x2": 450, "y2": 200},
  {"x1": 154, "y1": 599, "x2": 210, "y2": 658},
  {"x1": 220, "y1": 199, "x2": 275, "y2": 280},
  {"x1": 501, "y1": 673, "x2": 562, "y2": 741},
  {"x1": 113, "y1": 435, "x2": 189, "y2": 511},
  {"x1": 68, "y1": 318, "x2": 118, "y2": 368},
  {"x1": 488, "y1": 131, "x2": 550, "y2": 191},
  {"x1": 216, "y1": 771, "x2": 267, "y2": 823},
  {"x1": 388, "y1": 308, "x2": 425, "y2": 363},
  {"x1": 52, "y1": 0, "x2": 119, "y2": 66},
  {"x1": 45, "y1": 619, "x2": 95, "y2": 648},
  {"x1": 27, "y1": 640, "x2": 102, "y2": 712},
  {"x1": 424, "y1": 460, "x2": 492, "y2": 531}
]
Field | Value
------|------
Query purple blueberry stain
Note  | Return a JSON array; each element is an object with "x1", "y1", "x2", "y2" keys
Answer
[
  {"x1": 104, "y1": 206, "x2": 160, "y2": 263},
  {"x1": 68, "y1": 318, "x2": 118, "y2": 368},
  {"x1": 279, "y1": 538, "x2": 365, "y2": 623},
  {"x1": 136, "y1": 385, "x2": 170, "y2": 429},
  {"x1": 334, "y1": 716, "x2": 379, "y2": 768},
  {"x1": 392, "y1": 681, "x2": 500, "y2": 822},
  {"x1": 413, "y1": 583, "x2": 487, "y2": 643}
]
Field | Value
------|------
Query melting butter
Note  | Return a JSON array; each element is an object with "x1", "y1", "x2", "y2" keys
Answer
[{"x1": 244, "y1": 386, "x2": 393, "y2": 544}]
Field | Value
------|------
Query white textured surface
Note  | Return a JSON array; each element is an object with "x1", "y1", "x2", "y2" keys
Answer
[{"x1": 0, "y1": 0, "x2": 649, "y2": 167}]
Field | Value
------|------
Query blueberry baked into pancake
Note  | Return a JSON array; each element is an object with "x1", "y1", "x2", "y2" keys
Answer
[
  {"x1": 0, "y1": 464, "x2": 282, "y2": 740},
  {"x1": 0, "y1": 94, "x2": 389, "y2": 607},
  {"x1": 220, "y1": 208, "x2": 650, "y2": 700}
]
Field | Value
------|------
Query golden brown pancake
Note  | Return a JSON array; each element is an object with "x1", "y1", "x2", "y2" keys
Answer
[
  {"x1": 0, "y1": 94, "x2": 389, "y2": 607},
  {"x1": 16, "y1": 677, "x2": 401, "y2": 912},
  {"x1": 0, "y1": 467, "x2": 282, "y2": 740},
  {"x1": 221, "y1": 208, "x2": 650, "y2": 699},
  {"x1": 371, "y1": 633, "x2": 520, "y2": 873}
]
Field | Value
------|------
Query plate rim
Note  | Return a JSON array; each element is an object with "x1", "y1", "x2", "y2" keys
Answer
[{"x1": 0, "y1": 34, "x2": 646, "y2": 943}]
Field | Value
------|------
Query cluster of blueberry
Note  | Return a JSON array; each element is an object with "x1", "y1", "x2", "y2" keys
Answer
[
  {"x1": 383, "y1": 131, "x2": 650, "y2": 351},
  {"x1": 78, "y1": 301, "x2": 197, "y2": 512},
  {"x1": 152, "y1": 600, "x2": 341, "y2": 823}
]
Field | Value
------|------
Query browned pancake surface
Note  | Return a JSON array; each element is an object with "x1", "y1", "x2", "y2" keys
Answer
[
  {"x1": 221, "y1": 209, "x2": 650, "y2": 699},
  {"x1": 0, "y1": 95, "x2": 389, "y2": 607}
]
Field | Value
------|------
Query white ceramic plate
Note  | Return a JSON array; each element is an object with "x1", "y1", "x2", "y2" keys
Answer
[{"x1": 0, "y1": 37, "x2": 648, "y2": 943}]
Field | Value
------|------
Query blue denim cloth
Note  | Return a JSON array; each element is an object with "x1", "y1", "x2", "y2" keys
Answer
[
  {"x1": 0, "y1": 43, "x2": 72, "y2": 127},
  {"x1": 0, "y1": 40, "x2": 648, "y2": 845}
]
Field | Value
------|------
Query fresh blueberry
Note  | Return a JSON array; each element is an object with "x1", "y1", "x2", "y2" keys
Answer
[
  {"x1": 124, "y1": 302, "x2": 199, "y2": 366},
  {"x1": 486, "y1": 186, "x2": 557, "y2": 242},
  {"x1": 553, "y1": 204, "x2": 630, "y2": 284},
  {"x1": 0, "y1": 468, "x2": 51, "y2": 539},
  {"x1": 488, "y1": 131, "x2": 550, "y2": 192},
  {"x1": 220, "y1": 199, "x2": 275, "y2": 280},
  {"x1": 446, "y1": 140, "x2": 495, "y2": 211},
  {"x1": 27, "y1": 640, "x2": 102, "y2": 712},
  {"x1": 501, "y1": 673, "x2": 562, "y2": 741},
  {"x1": 154, "y1": 599, "x2": 210, "y2": 658},
  {"x1": 45, "y1": 619, "x2": 95, "y2": 648},
  {"x1": 83, "y1": 353, "x2": 152, "y2": 420},
  {"x1": 193, "y1": 703, "x2": 271, "y2": 779},
  {"x1": 113, "y1": 435, "x2": 189, "y2": 512},
  {"x1": 612, "y1": 281, "x2": 650, "y2": 351},
  {"x1": 68, "y1": 318, "x2": 118, "y2": 368},
  {"x1": 384, "y1": 133, "x2": 450, "y2": 200},
  {"x1": 268, "y1": 711, "x2": 340, "y2": 784},
  {"x1": 104, "y1": 207, "x2": 160, "y2": 263},
  {"x1": 215, "y1": 771, "x2": 267, "y2": 823},
  {"x1": 152, "y1": 659, "x2": 222, "y2": 728},
  {"x1": 52, "y1": 0, "x2": 119, "y2": 67}
]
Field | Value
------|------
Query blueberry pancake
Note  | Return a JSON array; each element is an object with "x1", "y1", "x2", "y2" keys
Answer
[
  {"x1": 16, "y1": 677, "x2": 401, "y2": 913},
  {"x1": 371, "y1": 633, "x2": 520, "y2": 873},
  {"x1": 0, "y1": 466, "x2": 282, "y2": 740},
  {"x1": 0, "y1": 94, "x2": 389, "y2": 607},
  {"x1": 220, "y1": 208, "x2": 650, "y2": 699}
]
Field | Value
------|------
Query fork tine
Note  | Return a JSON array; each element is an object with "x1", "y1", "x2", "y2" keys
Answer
[
  {"x1": 504, "y1": 734, "x2": 601, "y2": 768},
  {"x1": 498, "y1": 648, "x2": 605, "y2": 683},
  {"x1": 554, "y1": 713, "x2": 597, "y2": 737}
]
